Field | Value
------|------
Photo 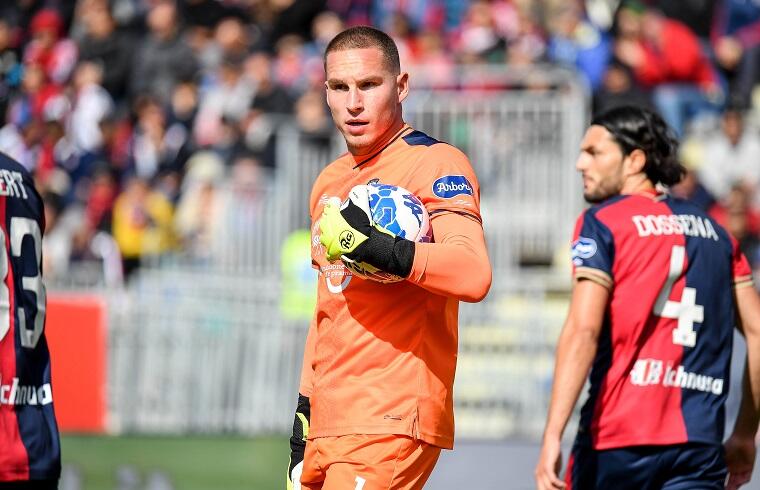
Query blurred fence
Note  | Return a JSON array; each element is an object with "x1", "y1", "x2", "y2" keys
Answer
[{"x1": 51, "y1": 66, "x2": 588, "y2": 439}]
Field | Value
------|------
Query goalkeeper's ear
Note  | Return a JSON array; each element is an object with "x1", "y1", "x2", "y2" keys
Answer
[{"x1": 287, "y1": 394, "x2": 310, "y2": 490}]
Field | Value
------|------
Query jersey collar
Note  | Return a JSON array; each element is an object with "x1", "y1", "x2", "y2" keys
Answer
[{"x1": 351, "y1": 124, "x2": 414, "y2": 169}]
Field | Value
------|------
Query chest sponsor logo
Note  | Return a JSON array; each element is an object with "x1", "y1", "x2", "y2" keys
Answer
[
  {"x1": 320, "y1": 263, "x2": 352, "y2": 293},
  {"x1": 629, "y1": 358, "x2": 723, "y2": 395},
  {"x1": 0, "y1": 376, "x2": 53, "y2": 406},
  {"x1": 432, "y1": 175, "x2": 473, "y2": 198},
  {"x1": 571, "y1": 236, "x2": 597, "y2": 266}
]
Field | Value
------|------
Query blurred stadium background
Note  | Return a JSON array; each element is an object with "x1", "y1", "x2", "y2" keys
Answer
[{"x1": 3, "y1": 0, "x2": 760, "y2": 488}]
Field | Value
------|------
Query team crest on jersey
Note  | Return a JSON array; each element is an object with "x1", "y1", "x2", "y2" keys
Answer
[
  {"x1": 432, "y1": 175, "x2": 473, "y2": 198},
  {"x1": 571, "y1": 236, "x2": 597, "y2": 265}
]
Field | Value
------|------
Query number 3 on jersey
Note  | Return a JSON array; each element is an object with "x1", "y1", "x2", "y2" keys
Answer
[
  {"x1": 0, "y1": 217, "x2": 45, "y2": 348},
  {"x1": 653, "y1": 245, "x2": 703, "y2": 347}
]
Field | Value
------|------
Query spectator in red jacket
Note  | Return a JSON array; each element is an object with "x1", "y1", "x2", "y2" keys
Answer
[{"x1": 615, "y1": 2, "x2": 721, "y2": 135}]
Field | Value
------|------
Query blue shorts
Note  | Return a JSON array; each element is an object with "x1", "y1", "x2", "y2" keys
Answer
[{"x1": 566, "y1": 442, "x2": 726, "y2": 490}]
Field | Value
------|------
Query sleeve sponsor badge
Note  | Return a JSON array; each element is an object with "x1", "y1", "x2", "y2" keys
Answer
[
  {"x1": 571, "y1": 236, "x2": 597, "y2": 266},
  {"x1": 432, "y1": 175, "x2": 474, "y2": 198}
]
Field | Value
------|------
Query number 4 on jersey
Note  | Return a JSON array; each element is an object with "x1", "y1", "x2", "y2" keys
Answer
[{"x1": 653, "y1": 245, "x2": 703, "y2": 347}]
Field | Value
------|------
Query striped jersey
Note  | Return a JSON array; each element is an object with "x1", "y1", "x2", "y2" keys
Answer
[
  {"x1": 571, "y1": 191, "x2": 752, "y2": 450},
  {"x1": 0, "y1": 153, "x2": 60, "y2": 481}
]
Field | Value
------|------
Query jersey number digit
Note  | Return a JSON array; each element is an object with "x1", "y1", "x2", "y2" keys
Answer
[
  {"x1": 653, "y1": 245, "x2": 703, "y2": 347},
  {"x1": 0, "y1": 217, "x2": 46, "y2": 348}
]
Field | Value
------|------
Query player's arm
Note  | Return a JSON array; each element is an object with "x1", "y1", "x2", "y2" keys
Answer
[
  {"x1": 287, "y1": 308, "x2": 318, "y2": 489},
  {"x1": 535, "y1": 279, "x2": 609, "y2": 490},
  {"x1": 406, "y1": 211, "x2": 491, "y2": 302},
  {"x1": 725, "y1": 285, "x2": 760, "y2": 490}
]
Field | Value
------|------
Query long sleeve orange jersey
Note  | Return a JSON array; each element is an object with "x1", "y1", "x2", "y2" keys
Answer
[{"x1": 300, "y1": 124, "x2": 492, "y2": 449}]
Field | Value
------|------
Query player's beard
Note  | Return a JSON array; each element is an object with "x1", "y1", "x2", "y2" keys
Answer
[{"x1": 583, "y1": 174, "x2": 623, "y2": 204}]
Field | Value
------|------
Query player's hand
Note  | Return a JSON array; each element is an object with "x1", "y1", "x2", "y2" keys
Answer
[
  {"x1": 319, "y1": 188, "x2": 374, "y2": 263},
  {"x1": 725, "y1": 433, "x2": 756, "y2": 490},
  {"x1": 535, "y1": 437, "x2": 566, "y2": 490},
  {"x1": 319, "y1": 186, "x2": 415, "y2": 278}
]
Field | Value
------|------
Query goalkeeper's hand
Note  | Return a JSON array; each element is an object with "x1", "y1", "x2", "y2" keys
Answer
[
  {"x1": 319, "y1": 185, "x2": 415, "y2": 278},
  {"x1": 287, "y1": 394, "x2": 310, "y2": 490}
]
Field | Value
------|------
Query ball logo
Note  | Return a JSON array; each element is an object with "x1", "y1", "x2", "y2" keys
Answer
[
  {"x1": 433, "y1": 175, "x2": 473, "y2": 198},
  {"x1": 339, "y1": 230, "x2": 355, "y2": 250}
]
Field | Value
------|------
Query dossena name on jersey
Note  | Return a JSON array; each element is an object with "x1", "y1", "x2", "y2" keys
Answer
[
  {"x1": 632, "y1": 214, "x2": 718, "y2": 241},
  {"x1": 0, "y1": 170, "x2": 29, "y2": 199}
]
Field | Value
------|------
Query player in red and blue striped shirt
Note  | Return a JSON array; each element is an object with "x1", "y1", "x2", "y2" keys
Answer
[
  {"x1": 536, "y1": 106, "x2": 760, "y2": 490},
  {"x1": 0, "y1": 152, "x2": 60, "y2": 489}
]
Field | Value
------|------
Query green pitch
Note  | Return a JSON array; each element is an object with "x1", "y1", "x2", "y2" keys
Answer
[{"x1": 61, "y1": 434, "x2": 289, "y2": 490}]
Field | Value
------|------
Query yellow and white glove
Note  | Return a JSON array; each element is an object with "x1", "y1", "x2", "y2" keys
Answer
[{"x1": 319, "y1": 185, "x2": 415, "y2": 278}]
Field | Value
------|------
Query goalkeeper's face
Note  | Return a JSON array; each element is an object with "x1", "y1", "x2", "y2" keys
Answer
[{"x1": 325, "y1": 47, "x2": 409, "y2": 156}]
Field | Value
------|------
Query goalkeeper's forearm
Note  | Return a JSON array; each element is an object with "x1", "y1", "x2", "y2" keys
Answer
[{"x1": 287, "y1": 393, "x2": 310, "y2": 490}]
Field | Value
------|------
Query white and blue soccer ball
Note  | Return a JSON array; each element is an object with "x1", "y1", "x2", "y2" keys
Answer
[{"x1": 344, "y1": 182, "x2": 432, "y2": 283}]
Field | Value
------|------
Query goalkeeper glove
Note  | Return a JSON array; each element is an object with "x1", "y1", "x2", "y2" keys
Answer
[
  {"x1": 319, "y1": 185, "x2": 415, "y2": 279},
  {"x1": 287, "y1": 394, "x2": 310, "y2": 490}
]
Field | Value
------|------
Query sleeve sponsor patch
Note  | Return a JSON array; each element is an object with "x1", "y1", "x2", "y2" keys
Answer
[
  {"x1": 571, "y1": 236, "x2": 597, "y2": 265},
  {"x1": 432, "y1": 175, "x2": 474, "y2": 198}
]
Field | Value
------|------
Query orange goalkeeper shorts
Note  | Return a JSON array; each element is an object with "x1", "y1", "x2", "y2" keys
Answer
[{"x1": 300, "y1": 434, "x2": 441, "y2": 490}]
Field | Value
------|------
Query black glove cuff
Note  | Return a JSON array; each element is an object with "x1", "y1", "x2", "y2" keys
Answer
[
  {"x1": 288, "y1": 394, "x2": 310, "y2": 474},
  {"x1": 360, "y1": 228, "x2": 415, "y2": 278}
]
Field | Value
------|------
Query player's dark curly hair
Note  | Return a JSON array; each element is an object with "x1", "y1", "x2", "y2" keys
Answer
[{"x1": 591, "y1": 106, "x2": 685, "y2": 187}]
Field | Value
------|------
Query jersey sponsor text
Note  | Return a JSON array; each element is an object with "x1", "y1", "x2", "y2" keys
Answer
[
  {"x1": 0, "y1": 376, "x2": 53, "y2": 406},
  {"x1": 629, "y1": 358, "x2": 723, "y2": 395}
]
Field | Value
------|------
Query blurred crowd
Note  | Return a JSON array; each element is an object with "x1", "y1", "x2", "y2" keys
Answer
[{"x1": 2, "y1": 0, "x2": 760, "y2": 283}]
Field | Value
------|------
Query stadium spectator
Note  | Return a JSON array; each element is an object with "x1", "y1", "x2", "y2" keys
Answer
[
  {"x1": 457, "y1": 0, "x2": 509, "y2": 63},
  {"x1": 592, "y1": 59, "x2": 653, "y2": 115},
  {"x1": 69, "y1": 61, "x2": 113, "y2": 155},
  {"x1": 709, "y1": 184, "x2": 760, "y2": 268},
  {"x1": 128, "y1": 95, "x2": 182, "y2": 180},
  {"x1": 293, "y1": 88, "x2": 332, "y2": 148},
  {"x1": 193, "y1": 54, "x2": 254, "y2": 147},
  {"x1": 0, "y1": 18, "x2": 22, "y2": 122},
  {"x1": 535, "y1": 106, "x2": 760, "y2": 490},
  {"x1": 173, "y1": 150, "x2": 225, "y2": 262},
  {"x1": 613, "y1": 3, "x2": 721, "y2": 136},
  {"x1": 130, "y1": 0, "x2": 199, "y2": 104},
  {"x1": 711, "y1": 0, "x2": 760, "y2": 108},
  {"x1": 655, "y1": 0, "x2": 715, "y2": 40},
  {"x1": 112, "y1": 175, "x2": 175, "y2": 278},
  {"x1": 76, "y1": 0, "x2": 132, "y2": 101},
  {"x1": 412, "y1": 29, "x2": 456, "y2": 89},
  {"x1": 23, "y1": 8, "x2": 77, "y2": 86},
  {"x1": 288, "y1": 26, "x2": 491, "y2": 490},
  {"x1": 547, "y1": 2, "x2": 611, "y2": 91},
  {"x1": 693, "y1": 107, "x2": 760, "y2": 205},
  {"x1": 210, "y1": 154, "x2": 267, "y2": 268}
]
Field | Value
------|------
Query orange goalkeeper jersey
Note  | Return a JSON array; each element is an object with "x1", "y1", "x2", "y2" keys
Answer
[{"x1": 300, "y1": 124, "x2": 491, "y2": 449}]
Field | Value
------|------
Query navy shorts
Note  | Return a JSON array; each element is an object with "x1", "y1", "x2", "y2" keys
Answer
[{"x1": 566, "y1": 442, "x2": 726, "y2": 490}]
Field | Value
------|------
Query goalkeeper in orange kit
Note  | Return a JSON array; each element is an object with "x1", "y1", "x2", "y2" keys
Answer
[{"x1": 287, "y1": 26, "x2": 492, "y2": 490}]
